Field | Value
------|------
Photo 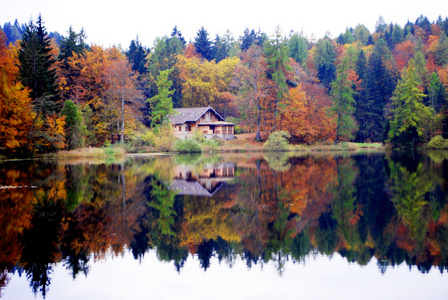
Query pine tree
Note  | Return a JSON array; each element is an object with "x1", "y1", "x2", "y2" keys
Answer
[
  {"x1": 314, "y1": 38, "x2": 336, "y2": 88},
  {"x1": 354, "y1": 50, "x2": 372, "y2": 142},
  {"x1": 366, "y1": 38, "x2": 396, "y2": 142},
  {"x1": 19, "y1": 15, "x2": 60, "y2": 114},
  {"x1": 126, "y1": 36, "x2": 147, "y2": 74},
  {"x1": 147, "y1": 68, "x2": 176, "y2": 127},
  {"x1": 288, "y1": 33, "x2": 308, "y2": 67},
  {"x1": 264, "y1": 27, "x2": 292, "y2": 131},
  {"x1": 194, "y1": 27, "x2": 213, "y2": 61},
  {"x1": 331, "y1": 55, "x2": 357, "y2": 143},
  {"x1": 388, "y1": 59, "x2": 432, "y2": 148},
  {"x1": 58, "y1": 26, "x2": 86, "y2": 62}
]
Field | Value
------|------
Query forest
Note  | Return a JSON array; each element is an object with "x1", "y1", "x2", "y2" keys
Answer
[{"x1": 1, "y1": 14, "x2": 448, "y2": 155}]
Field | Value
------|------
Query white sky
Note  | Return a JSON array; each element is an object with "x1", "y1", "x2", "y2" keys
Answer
[
  {"x1": 4, "y1": 251, "x2": 448, "y2": 300},
  {"x1": 1, "y1": 0, "x2": 448, "y2": 49}
]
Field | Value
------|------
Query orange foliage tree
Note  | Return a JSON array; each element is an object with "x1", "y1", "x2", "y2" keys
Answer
[{"x1": 0, "y1": 29, "x2": 33, "y2": 153}]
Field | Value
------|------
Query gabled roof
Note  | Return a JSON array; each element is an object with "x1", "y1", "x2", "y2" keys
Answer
[
  {"x1": 170, "y1": 179, "x2": 224, "y2": 197},
  {"x1": 168, "y1": 107, "x2": 226, "y2": 125}
]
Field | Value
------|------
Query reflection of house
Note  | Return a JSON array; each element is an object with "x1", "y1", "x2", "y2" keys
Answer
[
  {"x1": 168, "y1": 107, "x2": 235, "y2": 140},
  {"x1": 171, "y1": 162, "x2": 235, "y2": 197}
]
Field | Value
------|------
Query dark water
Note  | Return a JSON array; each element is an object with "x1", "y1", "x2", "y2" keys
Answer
[{"x1": 1, "y1": 151, "x2": 448, "y2": 299}]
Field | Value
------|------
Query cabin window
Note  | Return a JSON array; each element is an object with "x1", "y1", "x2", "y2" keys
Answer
[
  {"x1": 216, "y1": 130, "x2": 220, "y2": 134},
  {"x1": 223, "y1": 127, "x2": 227, "y2": 134},
  {"x1": 186, "y1": 125, "x2": 191, "y2": 131},
  {"x1": 179, "y1": 126, "x2": 182, "y2": 131}
]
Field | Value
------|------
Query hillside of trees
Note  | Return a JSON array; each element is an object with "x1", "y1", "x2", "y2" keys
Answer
[{"x1": 2, "y1": 14, "x2": 448, "y2": 155}]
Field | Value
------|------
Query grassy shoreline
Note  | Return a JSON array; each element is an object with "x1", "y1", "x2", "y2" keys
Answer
[{"x1": 46, "y1": 141, "x2": 385, "y2": 159}]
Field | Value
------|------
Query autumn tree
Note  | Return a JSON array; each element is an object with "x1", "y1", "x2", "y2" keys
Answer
[
  {"x1": 233, "y1": 45, "x2": 268, "y2": 140},
  {"x1": 177, "y1": 53, "x2": 238, "y2": 109},
  {"x1": 264, "y1": 28, "x2": 293, "y2": 131},
  {"x1": 0, "y1": 29, "x2": 33, "y2": 153},
  {"x1": 57, "y1": 26, "x2": 87, "y2": 102},
  {"x1": 104, "y1": 58, "x2": 142, "y2": 143}
]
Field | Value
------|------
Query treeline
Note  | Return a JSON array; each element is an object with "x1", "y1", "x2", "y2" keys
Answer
[{"x1": 2, "y1": 14, "x2": 448, "y2": 155}]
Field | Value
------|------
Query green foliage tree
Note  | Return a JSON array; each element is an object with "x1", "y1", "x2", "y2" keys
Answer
[
  {"x1": 428, "y1": 72, "x2": 445, "y2": 113},
  {"x1": 61, "y1": 100, "x2": 85, "y2": 150},
  {"x1": 263, "y1": 131, "x2": 290, "y2": 151},
  {"x1": 264, "y1": 27, "x2": 292, "y2": 131},
  {"x1": 435, "y1": 32, "x2": 448, "y2": 67},
  {"x1": 147, "y1": 68, "x2": 176, "y2": 127},
  {"x1": 287, "y1": 33, "x2": 308, "y2": 67},
  {"x1": 388, "y1": 59, "x2": 432, "y2": 147},
  {"x1": 331, "y1": 55, "x2": 357, "y2": 143}
]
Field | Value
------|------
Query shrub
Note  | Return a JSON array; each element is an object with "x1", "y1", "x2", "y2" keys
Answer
[
  {"x1": 427, "y1": 135, "x2": 448, "y2": 149},
  {"x1": 202, "y1": 139, "x2": 222, "y2": 152},
  {"x1": 174, "y1": 138, "x2": 203, "y2": 153},
  {"x1": 263, "y1": 131, "x2": 291, "y2": 151},
  {"x1": 154, "y1": 124, "x2": 176, "y2": 152}
]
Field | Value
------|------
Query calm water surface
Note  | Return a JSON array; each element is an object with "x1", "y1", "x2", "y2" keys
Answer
[{"x1": 1, "y1": 151, "x2": 448, "y2": 299}]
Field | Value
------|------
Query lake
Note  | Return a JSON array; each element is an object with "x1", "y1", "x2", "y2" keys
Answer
[{"x1": 1, "y1": 151, "x2": 448, "y2": 299}]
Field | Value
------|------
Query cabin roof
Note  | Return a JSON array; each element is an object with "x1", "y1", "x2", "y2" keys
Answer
[{"x1": 168, "y1": 107, "x2": 226, "y2": 125}]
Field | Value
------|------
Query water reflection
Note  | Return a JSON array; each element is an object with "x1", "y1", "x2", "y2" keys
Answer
[{"x1": 1, "y1": 152, "x2": 448, "y2": 297}]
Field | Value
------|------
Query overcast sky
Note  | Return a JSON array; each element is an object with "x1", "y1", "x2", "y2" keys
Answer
[{"x1": 1, "y1": 0, "x2": 448, "y2": 49}]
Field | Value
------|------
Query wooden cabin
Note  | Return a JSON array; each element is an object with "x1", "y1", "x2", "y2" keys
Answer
[{"x1": 168, "y1": 107, "x2": 235, "y2": 140}]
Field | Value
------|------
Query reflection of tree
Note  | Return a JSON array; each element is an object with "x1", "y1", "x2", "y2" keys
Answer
[
  {"x1": 20, "y1": 200, "x2": 63, "y2": 298},
  {"x1": 388, "y1": 157, "x2": 435, "y2": 242},
  {"x1": 148, "y1": 179, "x2": 177, "y2": 236},
  {"x1": 263, "y1": 152, "x2": 291, "y2": 172}
]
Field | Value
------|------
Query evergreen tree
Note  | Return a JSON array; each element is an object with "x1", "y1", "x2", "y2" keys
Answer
[
  {"x1": 287, "y1": 33, "x2": 308, "y2": 67},
  {"x1": 240, "y1": 28, "x2": 266, "y2": 52},
  {"x1": 428, "y1": 72, "x2": 445, "y2": 113},
  {"x1": 19, "y1": 15, "x2": 60, "y2": 114},
  {"x1": 314, "y1": 38, "x2": 336, "y2": 88},
  {"x1": 58, "y1": 26, "x2": 86, "y2": 62},
  {"x1": 147, "y1": 68, "x2": 176, "y2": 127},
  {"x1": 171, "y1": 26, "x2": 186, "y2": 46},
  {"x1": 388, "y1": 59, "x2": 432, "y2": 148},
  {"x1": 126, "y1": 36, "x2": 147, "y2": 74},
  {"x1": 264, "y1": 28, "x2": 292, "y2": 131},
  {"x1": 435, "y1": 32, "x2": 448, "y2": 67},
  {"x1": 354, "y1": 50, "x2": 372, "y2": 142},
  {"x1": 366, "y1": 38, "x2": 396, "y2": 142},
  {"x1": 331, "y1": 55, "x2": 357, "y2": 143},
  {"x1": 212, "y1": 34, "x2": 228, "y2": 63},
  {"x1": 194, "y1": 27, "x2": 213, "y2": 61}
]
